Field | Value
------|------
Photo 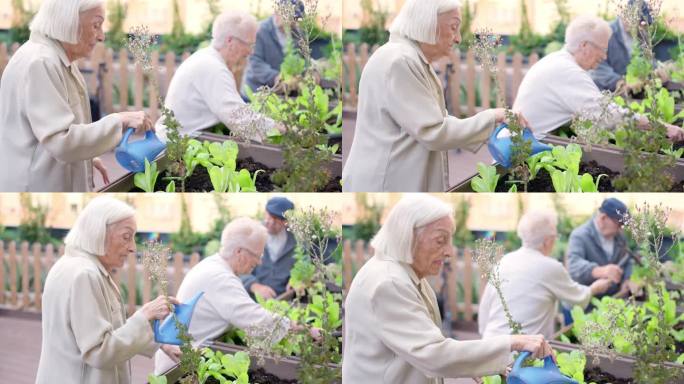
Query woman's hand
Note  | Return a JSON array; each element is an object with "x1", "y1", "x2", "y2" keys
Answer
[
  {"x1": 118, "y1": 111, "x2": 154, "y2": 134},
  {"x1": 141, "y1": 295, "x2": 179, "y2": 321},
  {"x1": 665, "y1": 123, "x2": 684, "y2": 142},
  {"x1": 492, "y1": 109, "x2": 530, "y2": 129},
  {"x1": 161, "y1": 344, "x2": 182, "y2": 363},
  {"x1": 510, "y1": 334, "x2": 555, "y2": 361},
  {"x1": 92, "y1": 157, "x2": 110, "y2": 185}
]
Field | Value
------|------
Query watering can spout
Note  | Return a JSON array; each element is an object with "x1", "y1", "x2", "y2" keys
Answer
[
  {"x1": 488, "y1": 123, "x2": 552, "y2": 168},
  {"x1": 153, "y1": 291, "x2": 204, "y2": 345},
  {"x1": 115, "y1": 127, "x2": 166, "y2": 173},
  {"x1": 507, "y1": 351, "x2": 578, "y2": 384}
]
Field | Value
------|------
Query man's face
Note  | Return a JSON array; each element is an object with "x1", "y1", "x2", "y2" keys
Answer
[
  {"x1": 434, "y1": 9, "x2": 462, "y2": 57},
  {"x1": 264, "y1": 212, "x2": 287, "y2": 235},
  {"x1": 235, "y1": 237, "x2": 266, "y2": 275},
  {"x1": 579, "y1": 32, "x2": 610, "y2": 70},
  {"x1": 101, "y1": 217, "x2": 137, "y2": 272},
  {"x1": 230, "y1": 26, "x2": 257, "y2": 67},
  {"x1": 411, "y1": 216, "x2": 455, "y2": 278},
  {"x1": 597, "y1": 212, "x2": 622, "y2": 238}
]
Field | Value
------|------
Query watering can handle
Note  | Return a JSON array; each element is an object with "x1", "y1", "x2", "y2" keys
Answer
[
  {"x1": 153, "y1": 318, "x2": 160, "y2": 335},
  {"x1": 120, "y1": 127, "x2": 136, "y2": 147},
  {"x1": 513, "y1": 351, "x2": 561, "y2": 373},
  {"x1": 490, "y1": 123, "x2": 508, "y2": 141},
  {"x1": 145, "y1": 129, "x2": 158, "y2": 139}
]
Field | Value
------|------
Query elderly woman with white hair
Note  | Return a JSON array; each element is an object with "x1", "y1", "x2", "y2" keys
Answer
[
  {"x1": 155, "y1": 11, "x2": 280, "y2": 141},
  {"x1": 0, "y1": 0, "x2": 153, "y2": 192},
  {"x1": 513, "y1": 15, "x2": 684, "y2": 140},
  {"x1": 478, "y1": 211, "x2": 612, "y2": 340},
  {"x1": 343, "y1": 195, "x2": 553, "y2": 384},
  {"x1": 342, "y1": 0, "x2": 528, "y2": 192},
  {"x1": 36, "y1": 197, "x2": 179, "y2": 384},
  {"x1": 154, "y1": 217, "x2": 306, "y2": 374}
]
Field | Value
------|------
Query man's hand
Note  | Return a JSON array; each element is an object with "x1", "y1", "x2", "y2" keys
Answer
[
  {"x1": 590, "y1": 278, "x2": 613, "y2": 296},
  {"x1": 616, "y1": 279, "x2": 643, "y2": 298},
  {"x1": 251, "y1": 283, "x2": 276, "y2": 299},
  {"x1": 664, "y1": 123, "x2": 684, "y2": 142},
  {"x1": 592, "y1": 264, "x2": 623, "y2": 284},
  {"x1": 161, "y1": 344, "x2": 182, "y2": 363}
]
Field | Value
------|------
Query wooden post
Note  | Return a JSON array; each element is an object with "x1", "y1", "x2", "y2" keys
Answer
[
  {"x1": 9, "y1": 241, "x2": 17, "y2": 306},
  {"x1": 496, "y1": 52, "x2": 507, "y2": 107},
  {"x1": 21, "y1": 242, "x2": 30, "y2": 309},
  {"x1": 481, "y1": 65, "x2": 491, "y2": 109},
  {"x1": 32, "y1": 243, "x2": 42, "y2": 311},
  {"x1": 127, "y1": 252, "x2": 136, "y2": 315},
  {"x1": 134, "y1": 63, "x2": 144, "y2": 110},
  {"x1": 353, "y1": 240, "x2": 365, "y2": 270},
  {"x1": 342, "y1": 240, "x2": 352, "y2": 293},
  {"x1": 173, "y1": 252, "x2": 183, "y2": 295},
  {"x1": 512, "y1": 52, "x2": 524, "y2": 101},
  {"x1": 463, "y1": 248, "x2": 473, "y2": 322},
  {"x1": 119, "y1": 49, "x2": 129, "y2": 112},
  {"x1": 346, "y1": 43, "x2": 358, "y2": 108},
  {"x1": 103, "y1": 48, "x2": 114, "y2": 115},
  {"x1": 0, "y1": 43, "x2": 8, "y2": 79},
  {"x1": 189, "y1": 253, "x2": 200, "y2": 268},
  {"x1": 0, "y1": 241, "x2": 4, "y2": 304},
  {"x1": 466, "y1": 49, "x2": 476, "y2": 117},
  {"x1": 45, "y1": 244, "x2": 55, "y2": 274},
  {"x1": 150, "y1": 51, "x2": 160, "y2": 122},
  {"x1": 164, "y1": 52, "x2": 176, "y2": 93}
]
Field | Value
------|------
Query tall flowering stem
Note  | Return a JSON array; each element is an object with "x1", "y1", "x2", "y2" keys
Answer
[{"x1": 473, "y1": 238, "x2": 522, "y2": 334}]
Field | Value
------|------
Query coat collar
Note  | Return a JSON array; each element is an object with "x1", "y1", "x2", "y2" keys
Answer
[
  {"x1": 65, "y1": 245, "x2": 112, "y2": 278},
  {"x1": 389, "y1": 34, "x2": 431, "y2": 66},
  {"x1": 30, "y1": 31, "x2": 74, "y2": 68}
]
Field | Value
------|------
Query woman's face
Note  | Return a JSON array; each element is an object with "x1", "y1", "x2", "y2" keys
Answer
[
  {"x1": 411, "y1": 216, "x2": 455, "y2": 279},
  {"x1": 101, "y1": 217, "x2": 137, "y2": 273},
  {"x1": 435, "y1": 9, "x2": 462, "y2": 57},
  {"x1": 63, "y1": 6, "x2": 105, "y2": 61}
]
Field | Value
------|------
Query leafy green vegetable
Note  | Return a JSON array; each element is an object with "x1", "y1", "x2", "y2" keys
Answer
[
  {"x1": 197, "y1": 348, "x2": 250, "y2": 384},
  {"x1": 147, "y1": 374, "x2": 167, "y2": 384},
  {"x1": 133, "y1": 158, "x2": 159, "y2": 192},
  {"x1": 280, "y1": 37, "x2": 306, "y2": 83},
  {"x1": 471, "y1": 163, "x2": 499, "y2": 192},
  {"x1": 626, "y1": 47, "x2": 652, "y2": 87},
  {"x1": 556, "y1": 350, "x2": 587, "y2": 383}
]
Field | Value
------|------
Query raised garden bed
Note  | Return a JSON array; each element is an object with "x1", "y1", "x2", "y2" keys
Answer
[
  {"x1": 549, "y1": 340, "x2": 684, "y2": 384},
  {"x1": 448, "y1": 136, "x2": 684, "y2": 192},
  {"x1": 158, "y1": 341, "x2": 341, "y2": 384},
  {"x1": 100, "y1": 136, "x2": 342, "y2": 192}
]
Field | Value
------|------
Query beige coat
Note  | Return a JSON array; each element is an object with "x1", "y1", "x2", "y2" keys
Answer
[
  {"x1": 36, "y1": 246, "x2": 158, "y2": 384},
  {"x1": 0, "y1": 32, "x2": 123, "y2": 192},
  {"x1": 342, "y1": 35, "x2": 496, "y2": 192},
  {"x1": 343, "y1": 255, "x2": 512, "y2": 384}
]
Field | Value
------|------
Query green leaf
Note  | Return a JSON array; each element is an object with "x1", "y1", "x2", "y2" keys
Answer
[
  {"x1": 208, "y1": 166, "x2": 232, "y2": 193},
  {"x1": 147, "y1": 374, "x2": 167, "y2": 384},
  {"x1": 133, "y1": 158, "x2": 158, "y2": 192},
  {"x1": 508, "y1": 183, "x2": 518, "y2": 193},
  {"x1": 471, "y1": 163, "x2": 499, "y2": 192},
  {"x1": 165, "y1": 180, "x2": 176, "y2": 193}
]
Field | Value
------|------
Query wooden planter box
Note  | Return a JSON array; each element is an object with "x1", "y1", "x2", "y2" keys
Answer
[
  {"x1": 448, "y1": 136, "x2": 684, "y2": 192},
  {"x1": 99, "y1": 136, "x2": 342, "y2": 192},
  {"x1": 549, "y1": 340, "x2": 684, "y2": 382},
  {"x1": 158, "y1": 341, "x2": 341, "y2": 383}
]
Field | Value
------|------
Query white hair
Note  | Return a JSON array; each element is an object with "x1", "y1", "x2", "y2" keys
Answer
[
  {"x1": 219, "y1": 217, "x2": 268, "y2": 260},
  {"x1": 211, "y1": 11, "x2": 258, "y2": 50},
  {"x1": 564, "y1": 15, "x2": 612, "y2": 53},
  {"x1": 389, "y1": 0, "x2": 462, "y2": 44},
  {"x1": 371, "y1": 194, "x2": 453, "y2": 264},
  {"x1": 29, "y1": 0, "x2": 104, "y2": 44},
  {"x1": 516, "y1": 211, "x2": 557, "y2": 250},
  {"x1": 64, "y1": 196, "x2": 136, "y2": 256}
]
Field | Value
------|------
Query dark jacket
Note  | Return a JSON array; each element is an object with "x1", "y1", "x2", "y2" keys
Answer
[
  {"x1": 591, "y1": 19, "x2": 631, "y2": 91},
  {"x1": 567, "y1": 216, "x2": 632, "y2": 297},
  {"x1": 243, "y1": 16, "x2": 285, "y2": 93},
  {"x1": 241, "y1": 230, "x2": 297, "y2": 296}
]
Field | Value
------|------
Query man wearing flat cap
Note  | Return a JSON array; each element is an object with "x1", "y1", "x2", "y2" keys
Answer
[
  {"x1": 241, "y1": 196, "x2": 296, "y2": 299},
  {"x1": 567, "y1": 197, "x2": 634, "y2": 298}
]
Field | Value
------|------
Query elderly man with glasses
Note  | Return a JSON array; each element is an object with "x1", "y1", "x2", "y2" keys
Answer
[
  {"x1": 512, "y1": 15, "x2": 684, "y2": 141},
  {"x1": 155, "y1": 11, "x2": 281, "y2": 141},
  {"x1": 154, "y1": 217, "x2": 306, "y2": 374},
  {"x1": 567, "y1": 198, "x2": 636, "y2": 299}
]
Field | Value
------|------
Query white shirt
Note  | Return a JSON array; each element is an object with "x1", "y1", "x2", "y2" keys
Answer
[
  {"x1": 513, "y1": 49, "x2": 626, "y2": 136},
  {"x1": 155, "y1": 46, "x2": 273, "y2": 142},
  {"x1": 153, "y1": 254, "x2": 290, "y2": 374},
  {"x1": 266, "y1": 229, "x2": 288, "y2": 262},
  {"x1": 478, "y1": 247, "x2": 592, "y2": 339}
]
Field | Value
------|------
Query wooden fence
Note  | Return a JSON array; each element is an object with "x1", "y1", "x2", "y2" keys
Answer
[
  {"x1": 342, "y1": 239, "x2": 500, "y2": 323},
  {"x1": 343, "y1": 43, "x2": 540, "y2": 117},
  {"x1": 0, "y1": 42, "x2": 245, "y2": 124},
  {"x1": 0, "y1": 240, "x2": 201, "y2": 317}
]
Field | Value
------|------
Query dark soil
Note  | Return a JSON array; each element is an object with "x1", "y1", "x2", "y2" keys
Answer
[
  {"x1": 494, "y1": 161, "x2": 618, "y2": 192},
  {"x1": 131, "y1": 157, "x2": 342, "y2": 192},
  {"x1": 199, "y1": 368, "x2": 298, "y2": 384},
  {"x1": 585, "y1": 367, "x2": 633, "y2": 384}
]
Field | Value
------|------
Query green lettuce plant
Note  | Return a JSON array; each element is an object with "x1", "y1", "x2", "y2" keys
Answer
[
  {"x1": 471, "y1": 163, "x2": 499, "y2": 192},
  {"x1": 134, "y1": 158, "x2": 159, "y2": 192}
]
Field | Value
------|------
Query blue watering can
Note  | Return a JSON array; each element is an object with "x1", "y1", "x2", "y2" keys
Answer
[
  {"x1": 488, "y1": 123, "x2": 552, "y2": 168},
  {"x1": 507, "y1": 351, "x2": 578, "y2": 384},
  {"x1": 153, "y1": 291, "x2": 204, "y2": 345},
  {"x1": 115, "y1": 128, "x2": 166, "y2": 173}
]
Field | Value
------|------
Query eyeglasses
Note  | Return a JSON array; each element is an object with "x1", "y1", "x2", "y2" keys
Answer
[
  {"x1": 240, "y1": 247, "x2": 261, "y2": 259},
  {"x1": 586, "y1": 40, "x2": 608, "y2": 54},
  {"x1": 231, "y1": 35, "x2": 256, "y2": 50}
]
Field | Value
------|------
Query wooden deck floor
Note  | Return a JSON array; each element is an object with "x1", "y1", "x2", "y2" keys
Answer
[{"x1": 0, "y1": 312, "x2": 155, "y2": 384}]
